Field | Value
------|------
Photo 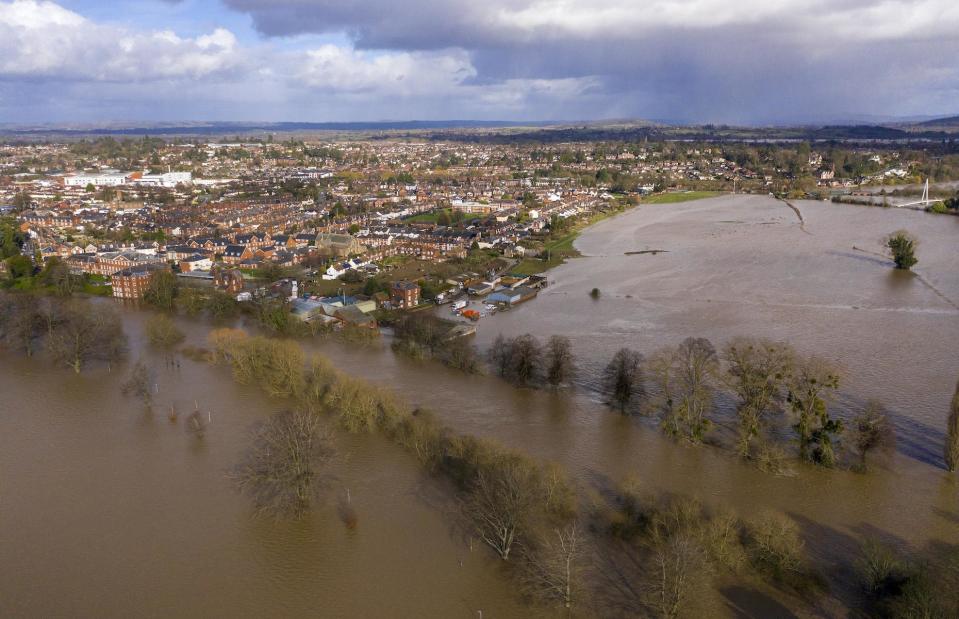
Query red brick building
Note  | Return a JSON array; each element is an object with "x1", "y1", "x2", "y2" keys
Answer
[
  {"x1": 213, "y1": 267, "x2": 244, "y2": 295},
  {"x1": 390, "y1": 281, "x2": 421, "y2": 310},
  {"x1": 111, "y1": 264, "x2": 168, "y2": 300}
]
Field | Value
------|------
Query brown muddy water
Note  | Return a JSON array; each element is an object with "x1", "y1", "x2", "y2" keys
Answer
[{"x1": 2, "y1": 194, "x2": 958, "y2": 617}]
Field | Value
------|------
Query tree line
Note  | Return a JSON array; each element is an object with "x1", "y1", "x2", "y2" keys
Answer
[
  {"x1": 392, "y1": 313, "x2": 480, "y2": 373},
  {"x1": 0, "y1": 292, "x2": 126, "y2": 373},
  {"x1": 484, "y1": 332, "x2": 959, "y2": 476}
]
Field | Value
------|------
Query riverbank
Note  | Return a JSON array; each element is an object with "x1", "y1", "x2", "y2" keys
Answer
[{"x1": 511, "y1": 190, "x2": 726, "y2": 276}]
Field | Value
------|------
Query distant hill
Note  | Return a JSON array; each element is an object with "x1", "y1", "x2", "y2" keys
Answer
[
  {"x1": 913, "y1": 115, "x2": 959, "y2": 130},
  {"x1": 0, "y1": 118, "x2": 955, "y2": 141},
  {"x1": 807, "y1": 125, "x2": 910, "y2": 139},
  {"x1": 0, "y1": 119, "x2": 564, "y2": 137}
]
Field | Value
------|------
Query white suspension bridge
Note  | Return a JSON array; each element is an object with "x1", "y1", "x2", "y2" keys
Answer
[{"x1": 896, "y1": 179, "x2": 938, "y2": 209}]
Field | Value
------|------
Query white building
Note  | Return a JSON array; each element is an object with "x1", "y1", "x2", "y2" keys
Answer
[
  {"x1": 135, "y1": 171, "x2": 193, "y2": 188},
  {"x1": 63, "y1": 171, "x2": 130, "y2": 188}
]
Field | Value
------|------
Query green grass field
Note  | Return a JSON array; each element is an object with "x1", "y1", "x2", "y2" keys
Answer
[
  {"x1": 403, "y1": 210, "x2": 485, "y2": 224},
  {"x1": 641, "y1": 191, "x2": 722, "y2": 204},
  {"x1": 510, "y1": 227, "x2": 585, "y2": 275}
]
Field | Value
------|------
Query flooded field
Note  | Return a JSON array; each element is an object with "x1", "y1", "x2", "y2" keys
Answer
[{"x1": 2, "y1": 194, "x2": 958, "y2": 617}]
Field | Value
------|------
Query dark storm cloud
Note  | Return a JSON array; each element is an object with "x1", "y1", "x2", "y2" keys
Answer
[{"x1": 223, "y1": 0, "x2": 959, "y2": 122}]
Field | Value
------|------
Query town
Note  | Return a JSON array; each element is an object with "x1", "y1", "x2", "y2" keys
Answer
[{"x1": 2, "y1": 135, "x2": 957, "y2": 331}]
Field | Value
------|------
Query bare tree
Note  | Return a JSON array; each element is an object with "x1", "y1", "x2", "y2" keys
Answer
[
  {"x1": 488, "y1": 334, "x2": 547, "y2": 385},
  {"x1": 545, "y1": 335, "x2": 575, "y2": 387},
  {"x1": 946, "y1": 379, "x2": 959, "y2": 472},
  {"x1": 121, "y1": 360, "x2": 153, "y2": 408},
  {"x1": 39, "y1": 258, "x2": 81, "y2": 296},
  {"x1": 440, "y1": 336, "x2": 480, "y2": 373},
  {"x1": 522, "y1": 525, "x2": 583, "y2": 610},
  {"x1": 508, "y1": 334, "x2": 543, "y2": 386},
  {"x1": 488, "y1": 334, "x2": 511, "y2": 377},
  {"x1": 722, "y1": 337, "x2": 795, "y2": 458},
  {"x1": 647, "y1": 347, "x2": 680, "y2": 427},
  {"x1": 464, "y1": 457, "x2": 539, "y2": 560},
  {"x1": 231, "y1": 410, "x2": 333, "y2": 517},
  {"x1": 851, "y1": 399, "x2": 895, "y2": 471},
  {"x1": 0, "y1": 293, "x2": 42, "y2": 355},
  {"x1": 649, "y1": 535, "x2": 707, "y2": 619},
  {"x1": 671, "y1": 337, "x2": 719, "y2": 443},
  {"x1": 603, "y1": 347, "x2": 645, "y2": 413},
  {"x1": 649, "y1": 338, "x2": 718, "y2": 442},
  {"x1": 45, "y1": 301, "x2": 127, "y2": 373}
]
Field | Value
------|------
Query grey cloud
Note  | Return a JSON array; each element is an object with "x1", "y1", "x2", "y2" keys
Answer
[{"x1": 223, "y1": 0, "x2": 959, "y2": 122}]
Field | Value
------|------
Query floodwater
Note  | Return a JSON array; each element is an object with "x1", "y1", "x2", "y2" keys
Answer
[
  {"x1": 2, "y1": 194, "x2": 958, "y2": 617},
  {"x1": 0, "y1": 320, "x2": 539, "y2": 619}
]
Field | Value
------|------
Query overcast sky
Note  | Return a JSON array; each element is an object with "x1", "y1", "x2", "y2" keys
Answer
[{"x1": 0, "y1": 0, "x2": 957, "y2": 125}]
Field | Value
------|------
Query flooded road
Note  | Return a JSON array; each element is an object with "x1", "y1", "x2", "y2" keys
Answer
[{"x1": 2, "y1": 194, "x2": 958, "y2": 617}]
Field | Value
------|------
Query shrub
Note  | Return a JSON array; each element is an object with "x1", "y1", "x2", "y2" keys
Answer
[
  {"x1": 885, "y1": 230, "x2": 918, "y2": 270},
  {"x1": 745, "y1": 513, "x2": 810, "y2": 589},
  {"x1": 145, "y1": 314, "x2": 184, "y2": 349}
]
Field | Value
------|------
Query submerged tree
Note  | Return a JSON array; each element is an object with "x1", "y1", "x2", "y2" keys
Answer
[
  {"x1": 786, "y1": 357, "x2": 843, "y2": 466},
  {"x1": 649, "y1": 535, "x2": 707, "y2": 619},
  {"x1": 723, "y1": 337, "x2": 795, "y2": 458},
  {"x1": 0, "y1": 293, "x2": 43, "y2": 355},
  {"x1": 121, "y1": 360, "x2": 154, "y2": 408},
  {"x1": 45, "y1": 301, "x2": 127, "y2": 373},
  {"x1": 508, "y1": 334, "x2": 543, "y2": 386},
  {"x1": 521, "y1": 525, "x2": 583, "y2": 610},
  {"x1": 603, "y1": 347, "x2": 645, "y2": 413},
  {"x1": 885, "y1": 230, "x2": 918, "y2": 270},
  {"x1": 488, "y1": 334, "x2": 511, "y2": 377},
  {"x1": 145, "y1": 313, "x2": 184, "y2": 349},
  {"x1": 488, "y1": 333, "x2": 543, "y2": 386},
  {"x1": 544, "y1": 335, "x2": 575, "y2": 387},
  {"x1": 440, "y1": 336, "x2": 480, "y2": 373},
  {"x1": 946, "y1": 379, "x2": 959, "y2": 473},
  {"x1": 850, "y1": 399, "x2": 895, "y2": 472},
  {"x1": 232, "y1": 410, "x2": 334, "y2": 517},
  {"x1": 649, "y1": 338, "x2": 718, "y2": 442},
  {"x1": 672, "y1": 337, "x2": 719, "y2": 443},
  {"x1": 464, "y1": 457, "x2": 542, "y2": 560}
]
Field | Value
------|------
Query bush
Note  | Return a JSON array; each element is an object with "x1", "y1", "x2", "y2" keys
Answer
[
  {"x1": 745, "y1": 513, "x2": 813, "y2": 591},
  {"x1": 885, "y1": 230, "x2": 918, "y2": 270},
  {"x1": 208, "y1": 331, "x2": 305, "y2": 398},
  {"x1": 324, "y1": 374, "x2": 402, "y2": 433},
  {"x1": 145, "y1": 314, "x2": 184, "y2": 349}
]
